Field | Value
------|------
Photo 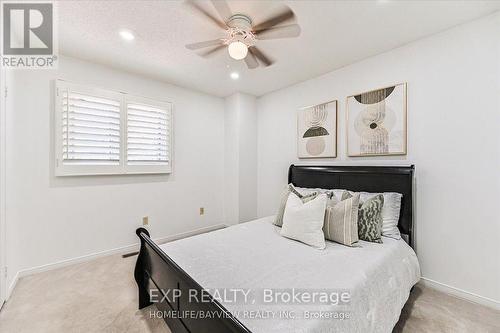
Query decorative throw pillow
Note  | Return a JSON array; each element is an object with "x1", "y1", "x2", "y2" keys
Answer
[
  {"x1": 357, "y1": 194, "x2": 384, "y2": 243},
  {"x1": 273, "y1": 184, "x2": 317, "y2": 227},
  {"x1": 281, "y1": 193, "x2": 327, "y2": 249},
  {"x1": 340, "y1": 191, "x2": 353, "y2": 201},
  {"x1": 295, "y1": 186, "x2": 334, "y2": 197},
  {"x1": 323, "y1": 192, "x2": 360, "y2": 247},
  {"x1": 359, "y1": 192, "x2": 402, "y2": 239}
]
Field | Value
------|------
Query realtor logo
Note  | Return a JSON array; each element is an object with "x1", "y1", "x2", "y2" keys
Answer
[{"x1": 1, "y1": 1, "x2": 58, "y2": 68}]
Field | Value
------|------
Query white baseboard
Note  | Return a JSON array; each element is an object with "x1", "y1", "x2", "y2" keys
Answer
[
  {"x1": 6, "y1": 224, "x2": 227, "y2": 301},
  {"x1": 420, "y1": 277, "x2": 500, "y2": 311},
  {"x1": 6, "y1": 271, "x2": 19, "y2": 300},
  {"x1": 154, "y1": 224, "x2": 227, "y2": 245}
]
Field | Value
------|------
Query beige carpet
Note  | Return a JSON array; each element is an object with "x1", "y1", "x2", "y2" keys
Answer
[{"x1": 0, "y1": 253, "x2": 498, "y2": 333}]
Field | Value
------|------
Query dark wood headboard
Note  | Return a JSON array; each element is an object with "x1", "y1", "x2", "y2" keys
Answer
[{"x1": 288, "y1": 165, "x2": 415, "y2": 247}]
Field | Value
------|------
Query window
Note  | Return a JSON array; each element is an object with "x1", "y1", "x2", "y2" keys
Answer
[{"x1": 55, "y1": 80, "x2": 172, "y2": 176}]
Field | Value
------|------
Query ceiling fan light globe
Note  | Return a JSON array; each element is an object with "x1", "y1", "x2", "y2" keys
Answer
[{"x1": 228, "y1": 41, "x2": 248, "y2": 60}]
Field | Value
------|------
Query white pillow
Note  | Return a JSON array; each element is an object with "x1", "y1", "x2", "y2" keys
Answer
[{"x1": 281, "y1": 193, "x2": 327, "y2": 249}]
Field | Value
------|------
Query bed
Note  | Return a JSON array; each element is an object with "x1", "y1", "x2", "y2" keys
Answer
[{"x1": 134, "y1": 165, "x2": 419, "y2": 333}]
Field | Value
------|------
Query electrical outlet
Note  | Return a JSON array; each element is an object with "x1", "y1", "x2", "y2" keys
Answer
[
  {"x1": 199, "y1": 207, "x2": 205, "y2": 215},
  {"x1": 142, "y1": 216, "x2": 149, "y2": 225}
]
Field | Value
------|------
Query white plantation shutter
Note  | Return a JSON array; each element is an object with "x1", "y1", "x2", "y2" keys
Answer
[
  {"x1": 55, "y1": 80, "x2": 173, "y2": 176},
  {"x1": 62, "y1": 92, "x2": 121, "y2": 165},
  {"x1": 126, "y1": 99, "x2": 172, "y2": 173}
]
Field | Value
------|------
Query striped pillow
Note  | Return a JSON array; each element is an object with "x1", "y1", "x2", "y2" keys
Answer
[
  {"x1": 323, "y1": 192, "x2": 360, "y2": 246},
  {"x1": 274, "y1": 184, "x2": 318, "y2": 227}
]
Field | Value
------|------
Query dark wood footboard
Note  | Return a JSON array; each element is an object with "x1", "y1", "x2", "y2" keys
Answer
[{"x1": 134, "y1": 227, "x2": 251, "y2": 333}]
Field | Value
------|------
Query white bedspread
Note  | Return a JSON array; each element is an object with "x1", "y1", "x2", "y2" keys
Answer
[{"x1": 160, "y1": 216, "x2": 420, "y2": 333}]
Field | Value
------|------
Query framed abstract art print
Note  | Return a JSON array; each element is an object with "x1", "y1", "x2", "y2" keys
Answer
[
  {"x1": 297, "y1": 100, "x2": 337, "y2": 158},
  {"x1": 347, "y1": 83, "x2": 407, "y2": 157}
]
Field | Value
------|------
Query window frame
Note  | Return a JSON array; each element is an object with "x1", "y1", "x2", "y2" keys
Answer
[{"x1": 54, "y1": 80, "x2": 173, "y2": 176}]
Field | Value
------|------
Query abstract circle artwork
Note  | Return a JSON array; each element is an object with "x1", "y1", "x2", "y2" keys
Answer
[
  {"x1": 347, "y1": 83, "x2": 407, "y2": 157},
  {"x1": 297, "y1": 100, "x2": 337, "y2": 158}
]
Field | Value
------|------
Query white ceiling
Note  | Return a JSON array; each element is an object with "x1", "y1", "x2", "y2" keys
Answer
[{"x1": 59, "y1": 0, "x2": 500, "y2": 97}]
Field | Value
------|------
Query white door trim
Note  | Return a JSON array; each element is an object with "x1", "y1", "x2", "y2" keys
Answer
[{"x1": 0, "y1": 67, "x2": 7, "y2": 307}]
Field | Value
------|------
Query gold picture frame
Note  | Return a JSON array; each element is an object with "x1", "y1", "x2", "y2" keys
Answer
[{"x1": 346, "y1": 83, "x2": 407, "y2": 157}]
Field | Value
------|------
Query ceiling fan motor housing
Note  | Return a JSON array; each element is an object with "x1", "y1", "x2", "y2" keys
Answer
[
  {"x1": 227, "y1": 14, "x2": 252, "y2": 29},
  {"x1": 226, "y1": 14, "x2": 255, "y2": 46}
]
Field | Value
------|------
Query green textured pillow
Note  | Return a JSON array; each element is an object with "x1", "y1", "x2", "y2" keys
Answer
[
  {"x1": 274, "y1": 184, "x2": 318, "y2": 227},
  {"x1": 357, "y1": 194, "x2": 384, "y2": 243}
]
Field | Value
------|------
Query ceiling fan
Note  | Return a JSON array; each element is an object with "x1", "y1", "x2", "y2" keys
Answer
[{"x1": 185, "y1": 0, "x2": 301, "y2": 69}]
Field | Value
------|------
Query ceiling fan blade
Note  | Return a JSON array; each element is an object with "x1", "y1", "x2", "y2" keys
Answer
[
  {"x1": 255, "y1": 24, "x2": 301, "y2": 40},
  {"x1": 252, "y1": 6, "x2": 295, "y2": 31},
  {"x1": 249, "y1": 46, "x2": 274, "y2": 67},
  {"x1": 186, "y1": 39, "x2": 223, "y2": 50},
  {"x1": 244, "y1": 51, "x2": 259, "y2": 69},
  {"x1": 211, "y1": 0, "x2": 232, "y2": 23},
  {"x1": 185, "y1": 0, "x2": 227, "y2": 30},
  {"x1": 199, "y1": 44, "x2": 226, "y2": 57}
]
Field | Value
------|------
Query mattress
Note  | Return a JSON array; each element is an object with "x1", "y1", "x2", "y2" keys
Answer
[{"x1": 159, "y1": 216, "x2": 420, "y2": 333}]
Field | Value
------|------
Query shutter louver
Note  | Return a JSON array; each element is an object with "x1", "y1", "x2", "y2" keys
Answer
[
  {"x1": 127, "y1": 103, "x2": 170, "y2": 165},
  {"x1": 62, "y1": 92, "x2": 121, "y2": 165}
]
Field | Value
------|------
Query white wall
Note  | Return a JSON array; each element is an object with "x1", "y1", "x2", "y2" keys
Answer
[
  {"x1": 224, "y1": 93, "x2": 257, "y2": 224},
  {"x1": 237, "y1": 94, "x2": 257, "y2": 223},
  {"x1": 224, "y1": 94, "x2": 240, "y2": 225},
  {"x1": 257, "y1": 13, "x2": 500, "y2": 306},
  {"x1": 5, "y1": 56, "x2": 226, "y2": 292}
]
